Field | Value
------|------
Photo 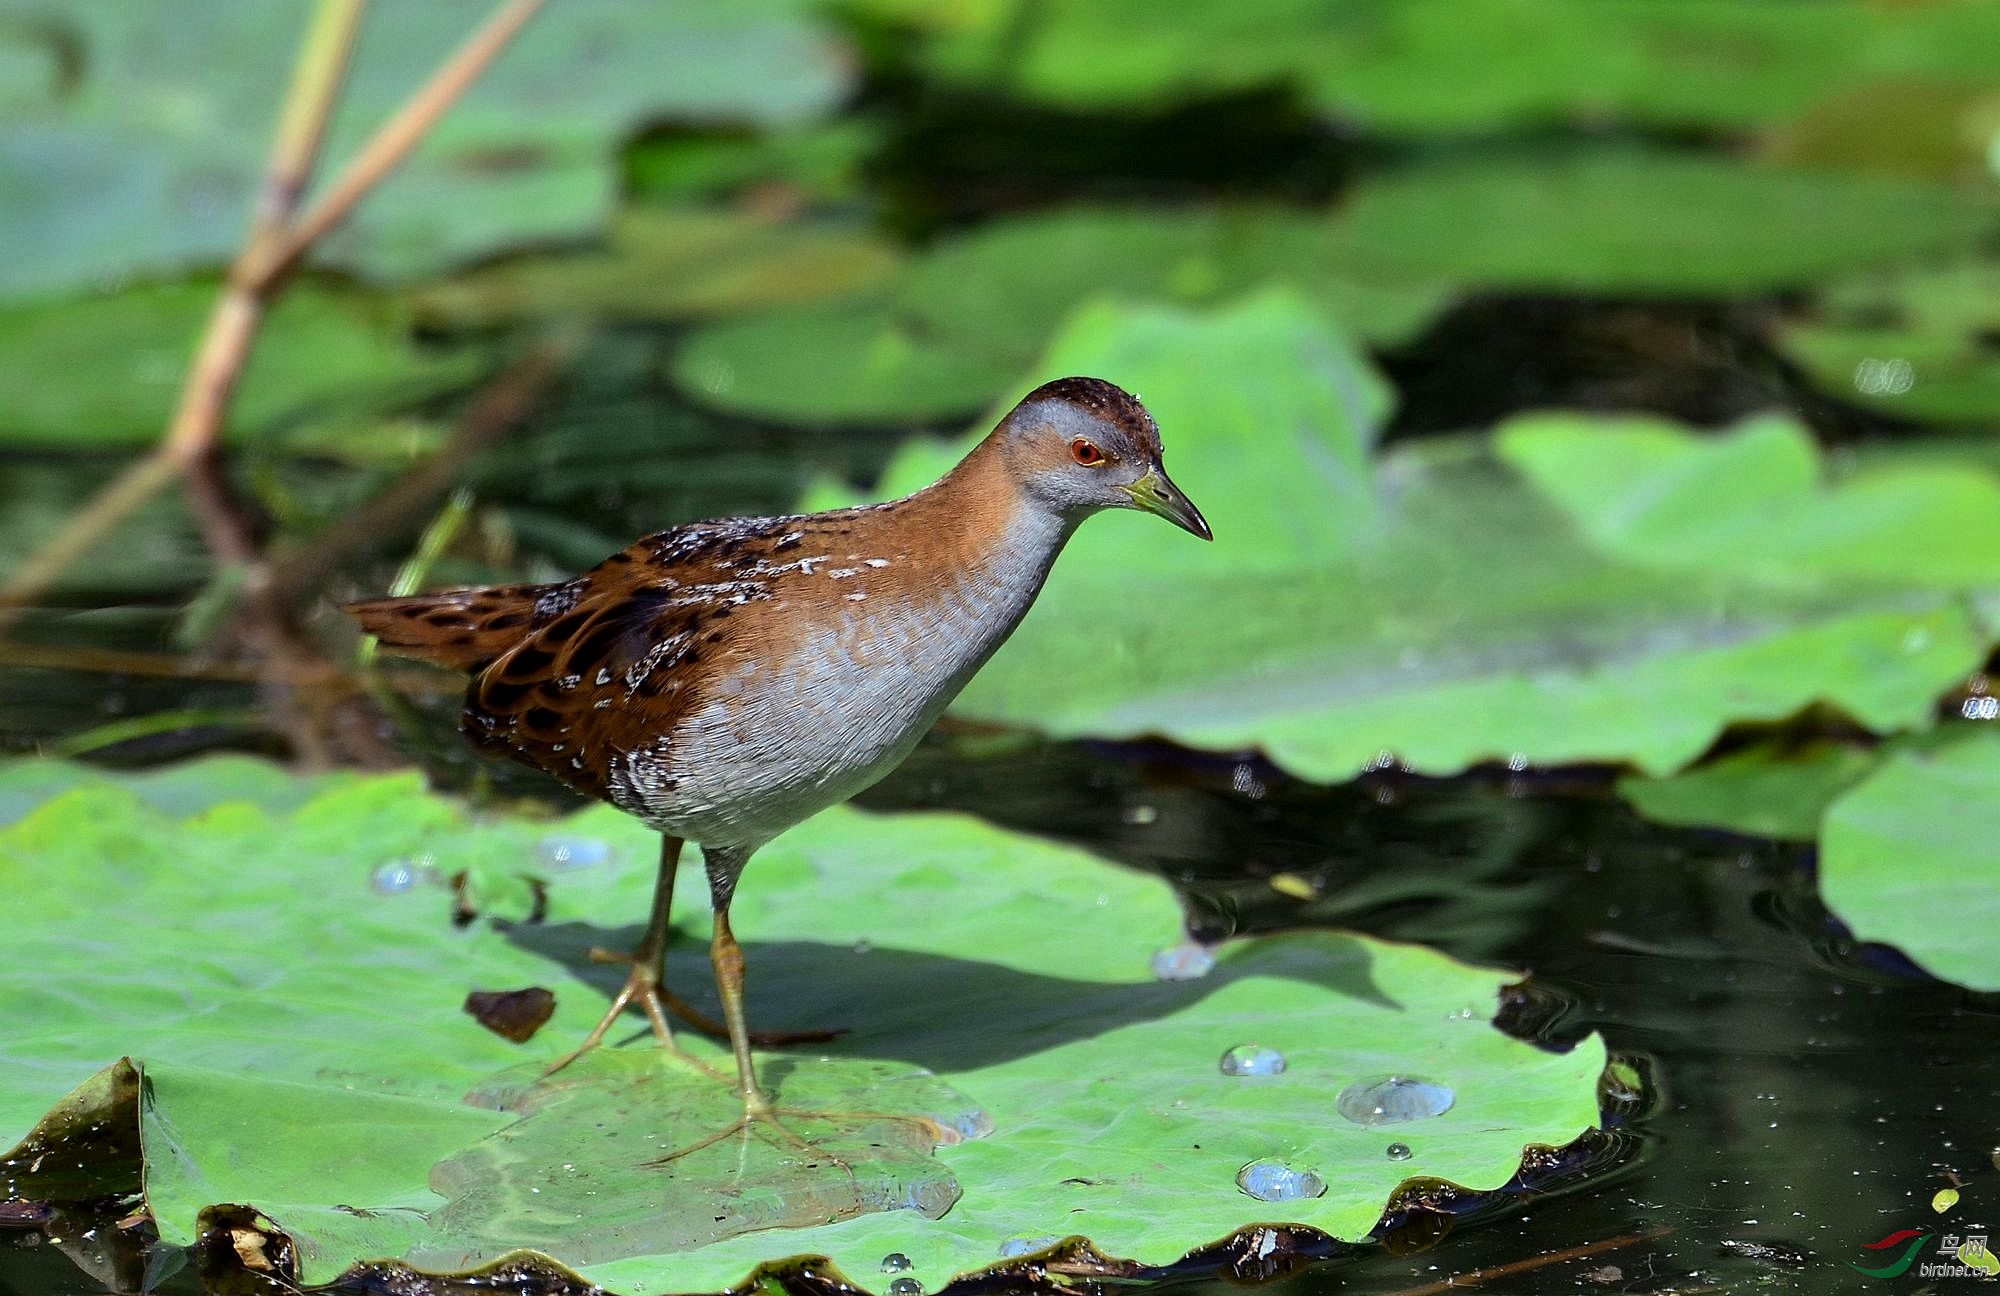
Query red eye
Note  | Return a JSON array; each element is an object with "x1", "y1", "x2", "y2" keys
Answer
[{"x1": 1071, "y1": 438, "x2": 1106, "y2": 466}]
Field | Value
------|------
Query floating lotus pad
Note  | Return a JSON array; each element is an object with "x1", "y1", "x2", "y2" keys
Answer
[{"x1": 0, "y1": 759, "x2": 1606, "y2": 1291}]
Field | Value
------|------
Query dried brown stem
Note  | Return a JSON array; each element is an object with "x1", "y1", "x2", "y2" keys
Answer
[
  {"x1": 0, "y1": 0, "x2": 548, "y2": 624},
  {"x1": 1384, "y1": 1226, "x2": 1672, "y2": 1296},
  {"x1": 251, "y1": 0, "x2": 550, "y2": 288},
  {"x1": 256, "y1": 0, "x2": 369, "y2": 232},
  {"x1": 0, "y1": 638, "x2": 451, "y2": 694}
]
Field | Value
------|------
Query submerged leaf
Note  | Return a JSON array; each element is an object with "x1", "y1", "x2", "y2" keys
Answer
[
  {"x1": 1617, "y1": 742, "x2": 1881, "y2": 841},
  {"x1": 1782, "y1": 261, "x2": 2000, "y2": 424}
]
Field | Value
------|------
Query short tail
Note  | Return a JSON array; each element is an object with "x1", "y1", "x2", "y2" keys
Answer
[{"x1": 344, "y1": 582, "x2": 552, "y2": 673}]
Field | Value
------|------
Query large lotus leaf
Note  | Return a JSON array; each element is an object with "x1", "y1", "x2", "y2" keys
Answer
[
  {"x1": 0, "y1": 0, "x2": 849, "y2": 298},
  {"x1": 669, "y1": 206, "x2": 1445, "y2": 424},
  {"x1": 411, "y1": 207, "x2": 901, "y2": 329},
  {"x1": 674, "y1": 300, "x2": 1021, "y2": 424},
  {"x1": 1321, "y1": 153, "x2": 1995, "y2": 294},
  {"x1": 0, "y1": 753, "x2": 358, "y2": 827},
  {"x1": 1821, "y1": 729, "x2": 2000, "y2": 991},
  {"x1": 817, "y1": 291, "x2": 1996, "y2": 778},
  {"x1": 1493, "y1": 413, "x2": 2000, "y2": 587},
  {"x1": 0, "y1": 279, "x2": 477, "y2": 450},
  {"x1": 0, "y1": 759, "x2": 1606, "y2": 1290},
  {"x1": 897, "y1": 0, "x2": 2000, "y2": 131},
  {"x1": 1781, "y1": 261, "x2": 2000, "y2": 423}
]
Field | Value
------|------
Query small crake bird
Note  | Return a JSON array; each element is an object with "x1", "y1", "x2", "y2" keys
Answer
[{"x1": 348, "y1": 376, "x2": 1209, "y2": 1118}]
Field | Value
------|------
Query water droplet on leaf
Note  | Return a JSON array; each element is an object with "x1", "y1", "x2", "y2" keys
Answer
[
  {"x1": 1385, "y1": 1142, "x2": 1413, "y2": 1161},
  {"x1": 880, "y1": 1252, "x2": 913, "y2": 1273},
  {"x1": 1336, "y1": 1075, "x2": 1455, "y2": 1125},
  {"x1": 999, "y1": 1235, "x2": 1060, "y2": 1259},
  {"x1": 888, "y1": 1278, "x2": 924, "y2": 1296},
  {"x1": 532, "y1": 835, "x2": 611, "y2": 870},
  {"x1": 369, "y1": 859, "x2": 425, "y2": 895},
  {"x1": 1150, "y1": 942, "x2": 1215, "y2": 981},
  {"x1": 1219, "y1": 1044, "x2": 1286, "y2": 1077},
  {"x1": 1236, "y1": 1159, "x2": 1326, "y2": 1202}
]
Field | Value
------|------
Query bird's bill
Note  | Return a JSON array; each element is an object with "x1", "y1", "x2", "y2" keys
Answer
[{"x1": 1123, "y1": 466, "x2": 1213, "y2": 540}]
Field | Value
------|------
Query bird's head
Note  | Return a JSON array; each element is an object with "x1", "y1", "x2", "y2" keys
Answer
[{"x1": 994, "y1": 376, "x2": 1211, "y2": 540}]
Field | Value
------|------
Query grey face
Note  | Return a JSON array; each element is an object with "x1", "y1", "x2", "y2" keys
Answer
[{"x1": 1008, "y1": 395, "x2": 1212, "y2": 540}]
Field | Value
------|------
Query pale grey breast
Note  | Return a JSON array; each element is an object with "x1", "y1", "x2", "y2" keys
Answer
[{"x1": 612, "y1": 505, "x2": 1073, "y2": 848}]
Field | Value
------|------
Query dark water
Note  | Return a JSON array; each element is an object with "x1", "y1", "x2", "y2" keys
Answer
[{"x1": 876, "y1": 737, "x2": 1998, "y2": 1294}]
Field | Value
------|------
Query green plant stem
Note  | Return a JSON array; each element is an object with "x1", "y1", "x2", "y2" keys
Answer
[
  {"x1": 49, "y1": 709, "x2": 267, "y2": 759},
  {"x1": 355, "y1": 487, "x2": 477, "y2": 671}
]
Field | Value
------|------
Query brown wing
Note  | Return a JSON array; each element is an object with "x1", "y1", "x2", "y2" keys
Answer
[
  {"x1": 459, "y1": 522, "x2": 789, "y2": 801},
  {"x1": 349, "y1": 511, "x2": 813, "y2": 804}
]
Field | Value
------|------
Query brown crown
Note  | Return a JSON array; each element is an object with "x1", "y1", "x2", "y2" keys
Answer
[{"x1": 1020, "y1": 376, "x2": 1160, "y2": 452}]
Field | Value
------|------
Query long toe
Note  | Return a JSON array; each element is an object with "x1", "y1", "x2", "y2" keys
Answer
[{"x1": 539, "y1": 963, "x2": 688, "y2": 1081}]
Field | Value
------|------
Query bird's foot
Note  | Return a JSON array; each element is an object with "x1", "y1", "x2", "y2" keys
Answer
[
  {"x1": 643, "y1": 1099, "x2": 950, "y2": 1179},
  {"x1": 585, "y1": 945, "x2": 844, "y2": 1047},
  {"x1": 540, "y1": 960, "x2": 728, "y2": 1084}
]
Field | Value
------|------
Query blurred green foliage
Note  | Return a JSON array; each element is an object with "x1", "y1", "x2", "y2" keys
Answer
[
  {"x1": 4, "y1": 0, "x2": 1998, "y2": 820},
  {"x1": 0, "y1": 0, "x2": 849, "y2": 297}
]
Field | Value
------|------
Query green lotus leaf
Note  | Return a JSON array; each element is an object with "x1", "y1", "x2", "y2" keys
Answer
[
  {"x1": 0, "y1": 279, "x2": 477, "y2": 450},
  {"x1": 1820, "y1": 728, "x2": 2000, "y2": 991},
  {"x1": 820, "y1": 291, "x2": 1998, "y2": 778},
  {"x1": 412, "y1": 207, "x2": 901, "y2": 330},
  {"x1": 1493, "y1": 412, "x2": 2000, "y2": 587},
  {"x1": 0, "y1": 758, "x2": 1605, "y2": 1290},
  {"x1": 895, "y1": 0, "x2": 2000, "y2": 133},
  {"x1": 1321, "y1": 153, "x2": 1993, "y2": 294},
  {"x1": 669, "y1": 205, "x2": 1446, "y2": 424}
]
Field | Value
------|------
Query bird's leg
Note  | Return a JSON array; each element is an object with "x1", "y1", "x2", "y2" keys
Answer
[
  {"x1": 711, "y1": 905, "x2": 772, "y2": 1116},
  {"x1": 543, "y1": 834, "x2": 686, "y2": 1077},
  {"x1": 646, "y1": 848, "x2": 848, "y2": 1172},
  {"x1": 646, "y1": 847, "x2": 945, "y2": 1176},
  {"x1": 696, "y1": 845, "x2": 774, "y2": 1117},
  {"x1": 572, "y1": 834, "x2": 834, "y2": 1050}
]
